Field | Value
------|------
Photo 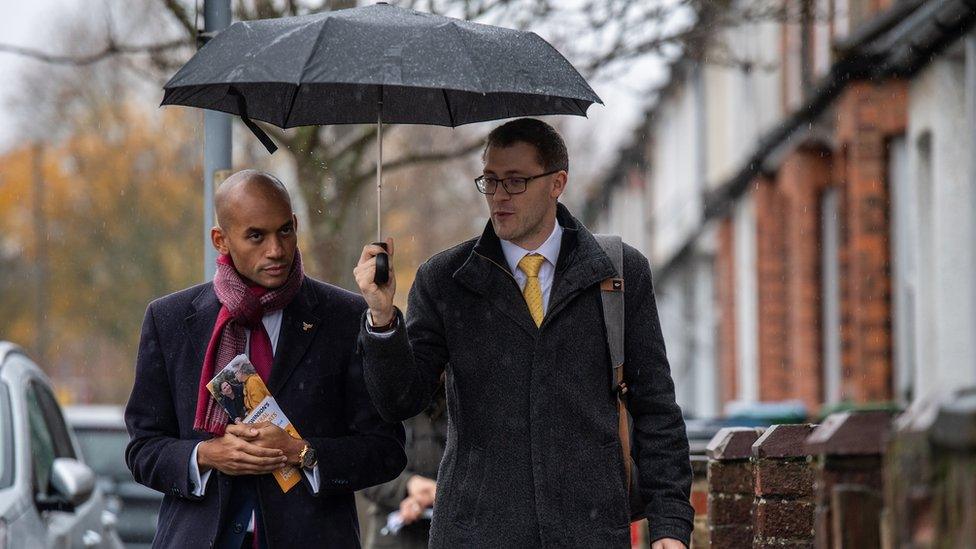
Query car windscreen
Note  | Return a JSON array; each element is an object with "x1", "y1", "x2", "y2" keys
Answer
[
  {"x1": 73, "y1": 427, "x2": 130, "y2": 482},
  {"x1": 0, "y1": 382, "x2": 12, "y2": 489}
]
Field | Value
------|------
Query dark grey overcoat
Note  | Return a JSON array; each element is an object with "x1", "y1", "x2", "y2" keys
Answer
[{"x1": 359, "y1": 204, "x2": 694, "y2": 548}]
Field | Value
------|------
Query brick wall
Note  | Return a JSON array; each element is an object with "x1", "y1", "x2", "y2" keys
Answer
[
  {"x1": 834, "y1": 80, "x2": 907, "y2": 403},
  {"x1": 754, "y1": 175, "x2": 789, "y2": 402},
  {"x1": 716, "y1": 218, "x2": 738, "y2": 406},
  {"x1": 780, "y1": 146, "x2": 832, "y2": 411},
  {"x1": 753, "y1": 148, "x2": 832, "y2": 411},
  {"x1": 703, "y1": 398, "x2": 976, "y2": 548},
  {"x1": 711, "y1": 67, "x2": 908, "y2": 416}
]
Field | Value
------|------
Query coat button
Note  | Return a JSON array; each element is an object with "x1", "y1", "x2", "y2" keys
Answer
[{"x1": 233, "y1": 523, "x2": 244, "y2": 534}]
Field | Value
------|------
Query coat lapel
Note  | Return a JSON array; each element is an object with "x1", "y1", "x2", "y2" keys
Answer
[
  {"x1": 545, "y1": 219, "x2": 616, "y2": 324},
  {"x1": 268, "y1": 280, "x2": 322, "y2": 393},
  {"x1": 454, "y1": 226, "x2": 540, "y2": 337},
  {"x1": 452, "y1": 205, "x2": 616, "y2": 335},
  {"x1": 184, "y1": 284, "x2": 221, "y2": 387}
]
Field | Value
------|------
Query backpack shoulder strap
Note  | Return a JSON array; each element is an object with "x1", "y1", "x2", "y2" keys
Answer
[
  {"x1": 593, "y1": 234, "x2": 624, "y2": 392},
  {"x1": 595, "y1": 234, "x2": 636, "y2": 499}
]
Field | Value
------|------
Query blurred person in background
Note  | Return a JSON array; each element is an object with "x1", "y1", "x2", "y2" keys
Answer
[{"x1": 362, "y1": 383, "x2": 446, "y2": 549}]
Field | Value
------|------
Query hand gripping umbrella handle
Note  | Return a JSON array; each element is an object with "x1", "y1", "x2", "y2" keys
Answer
[{"x1": 373, "y1": 242, "x2": 390, "y2": 285}]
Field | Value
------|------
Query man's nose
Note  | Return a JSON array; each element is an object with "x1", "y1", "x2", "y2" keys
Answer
[
  {"x1": 266, "y1": 235, "x2": 285, "y2": 258},
  {"x1": 491, "y1": 184, "x2": 512, "y2": 202}
]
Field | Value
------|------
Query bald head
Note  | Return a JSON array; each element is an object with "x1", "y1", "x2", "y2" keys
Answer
[
  {"x1": 211, "y1": 169, "x2": 299, "y2": 288},
  {"x1": 215, "y1": 169, "x2": 293, "y2": 231}
]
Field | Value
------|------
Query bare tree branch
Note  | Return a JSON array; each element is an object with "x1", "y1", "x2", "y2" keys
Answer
[
  {"x1": 161, "y1": 0, "x2": 197, "y2": 38},
  {"x1": 331, "y1": 125, "x2": 379, "y2": 161},
  {"x1": 349, "y1": 137, "x2": 483, "y2": 186},
  {"x1": 0, "y1": 39, "x2": 189, "y2": 66}
]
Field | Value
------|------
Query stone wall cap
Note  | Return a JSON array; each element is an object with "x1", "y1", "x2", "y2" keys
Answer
[
  {"x1": 929, "y1": 387, "x2": 976, "y2": 450},
  {"x1": 893, "y1": 392, "x2": 944, "y2": 434},
  {"x1": 805, "y1": 410, "x2": 895, "y2": 456},
  {"x1": 706, "y1": 427, "x2": 765, "y2": 460},
  {"x1": 752, "y1": 423, "x2": 817, "y2": 458}
]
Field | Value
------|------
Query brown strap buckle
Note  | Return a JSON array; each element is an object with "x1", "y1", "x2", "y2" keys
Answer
[{"x1": 600, "y1": 278, "x2": 624, "y2": 292}]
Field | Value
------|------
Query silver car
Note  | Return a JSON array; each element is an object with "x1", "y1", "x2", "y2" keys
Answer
[
  {"x1": 0, "y1": 342, "x2": 123, "y2": 548},
  {"x1": 65, "y1": 405, "x2": 160, "y2": 549}
]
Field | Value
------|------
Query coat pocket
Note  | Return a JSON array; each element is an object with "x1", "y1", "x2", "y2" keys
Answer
[{"x1": 451, "y1": 445, "x2": 487, "y2": 528}]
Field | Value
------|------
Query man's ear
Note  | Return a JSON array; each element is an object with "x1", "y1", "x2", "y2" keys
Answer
[
  {"x1": 550, "y1": 170, "x2": 568, "y2": 199},
  {"x1": 211, "y1": 226, "x2": 229, "y2": 254}
]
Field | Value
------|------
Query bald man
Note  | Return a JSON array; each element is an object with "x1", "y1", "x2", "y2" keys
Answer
[{"x1": 125, "y1": 170, "x2": 406, "y2": 549}]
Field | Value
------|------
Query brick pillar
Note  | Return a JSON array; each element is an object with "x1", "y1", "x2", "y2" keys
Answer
[
  {"x1": 806, "y1": 410, "x2": 894, "y2": 548},
  {"x1": 706, "y1": 427, "x2": 764, "y2": 548},
  {"x1": 716, "y1": 217, "x2": 738, "y2": 406},
  {"x1": 928, "y1": 388, "x2": 976, "y2": 548},
  {"x1": 834, "y1": 81, "x2": 907, "y2": 403},
  {"x1": 779, "y1": 146, "x2": 831, "y2": 411},
  {"x1": 690, "y1": 455, "x2": 710, "y2": 548},
  {"x1": 752, "y1": 424, "x2": 817, "y2": 548},
  {"x1": 754, "y1": 175, "x2": 789, "y2": 401},
  {"x1": 883, "y1": 397, "x2": 941, "y2": 549}
]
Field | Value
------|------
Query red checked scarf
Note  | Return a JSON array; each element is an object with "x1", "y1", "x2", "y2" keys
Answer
[{"x1": 192, "y1": 250, "x2": 304, "y2": 435}]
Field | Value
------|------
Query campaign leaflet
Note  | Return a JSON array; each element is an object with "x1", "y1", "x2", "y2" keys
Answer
[{"x1": 207, "y1": 354, "x2": 302, "y2": 493}]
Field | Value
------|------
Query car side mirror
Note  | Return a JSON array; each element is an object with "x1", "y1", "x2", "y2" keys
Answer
[{"x1": 50, "y1": 458, "x2": 95, "y2": 509}]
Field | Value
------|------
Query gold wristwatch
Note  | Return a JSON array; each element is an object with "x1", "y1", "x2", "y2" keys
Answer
[{"x1": 298, "y1": 443, "x2": 317, "y2": 469}]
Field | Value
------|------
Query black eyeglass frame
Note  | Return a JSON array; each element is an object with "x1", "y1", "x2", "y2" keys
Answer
[{"x1": 473, "y1": 169, "x2": 564, "y2": 195}]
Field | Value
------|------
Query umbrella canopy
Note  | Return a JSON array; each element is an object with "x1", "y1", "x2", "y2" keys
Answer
[
  {"x1": 163, "y1": 2, "x2": 601, "y2": 283},
  {"x1": 162, "y1": 2, "x2": 602, "y2": 129}
]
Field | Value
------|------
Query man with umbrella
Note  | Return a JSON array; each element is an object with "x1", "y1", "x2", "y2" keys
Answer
[{"x1": 355, "y1": 118, "x2": 693, "y2": 548}]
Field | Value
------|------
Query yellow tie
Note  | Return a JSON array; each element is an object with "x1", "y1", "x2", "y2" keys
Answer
[{"x1": 518, "y1": 254, "x2": 546, "y2": 327}]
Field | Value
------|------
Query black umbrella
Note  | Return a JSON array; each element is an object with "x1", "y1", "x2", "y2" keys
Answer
[{"x1": 162, "y1": 2, "x2": 602, "y2": 282}]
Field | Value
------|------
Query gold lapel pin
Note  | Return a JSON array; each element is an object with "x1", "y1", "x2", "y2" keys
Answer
[{"x1": 302, "y1": 322, "x2": 313, "y2": 332}]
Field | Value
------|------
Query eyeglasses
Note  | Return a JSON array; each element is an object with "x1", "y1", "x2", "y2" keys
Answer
[{"x1": 474, "y1": 169, "x2": 563, "y2": 195}]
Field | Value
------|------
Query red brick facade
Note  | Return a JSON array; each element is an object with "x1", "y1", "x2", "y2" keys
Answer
[
  {"x1": 781, "y1": 147, "x2": 832, "y2": 410},
  {"x1": 834, "y1": 80, "x2": 907, "y2": 403},
  {"x1": 716, "y1": 218, "x2": 738, "y2": 406},
  {"x1": 717, "y1": 80, "x2": 906, "y2": 411},
  {"x1": 754, "y1": 175, "x2": 790, "y2": 401},
  {"x1": 749, "y1": 147, "x2": 831, "y2": 411}
]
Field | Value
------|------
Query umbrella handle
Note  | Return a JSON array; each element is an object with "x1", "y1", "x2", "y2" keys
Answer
[{"x1": 373, "y1": 242, "x2": 390, "y2": 285}]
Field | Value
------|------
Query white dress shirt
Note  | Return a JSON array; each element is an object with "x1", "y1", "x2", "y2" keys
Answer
[
  {"x1": 188, "y1": 309, "x2": 321, "y2": 497},
  {"x1": 499, "y1": 222, "x2": 564, "y2": 314},
  {"x1": 366, "y1": 222, "x2": 565, "y2": 334}
]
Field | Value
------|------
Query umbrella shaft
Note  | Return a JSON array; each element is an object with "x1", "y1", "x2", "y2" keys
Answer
[{"x1": 377, "y1": 102, "x2": 383, "y2": 242}]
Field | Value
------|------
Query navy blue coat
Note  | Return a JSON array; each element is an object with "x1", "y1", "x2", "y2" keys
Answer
[{"x1": 125, "y1": 278, "x2": 406, "y2": 548}]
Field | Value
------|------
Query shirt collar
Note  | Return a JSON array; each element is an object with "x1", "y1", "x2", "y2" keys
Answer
[{"x1": 500, "y1": 221, "x2": 564, "y2": 275}]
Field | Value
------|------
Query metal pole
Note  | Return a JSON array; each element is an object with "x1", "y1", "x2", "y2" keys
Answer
[
  {"x1": 968, "y1": 32, "x2": 976, "y2": 376},
  {"x1": 31, "y1": 143, "x2": 48, "y2": 368},
  {"x1": 203, "y1": 0, "x2": 232, "y2": 281}
]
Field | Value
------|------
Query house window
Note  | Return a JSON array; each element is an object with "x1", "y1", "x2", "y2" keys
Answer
[
  {"x1": 889, "y1": 134, "x2": 917, "y2": 404},
  {"x1": 734, "y1": 195, "x2": 759, "y2": 402},
  {"x1": 820, "y1": 186, "x2": 842, "y2": 404},
  {"x1": 914, "y1": 131, "x2": 936, "y2": 399}
]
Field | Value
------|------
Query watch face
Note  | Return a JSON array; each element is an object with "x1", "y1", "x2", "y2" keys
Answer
[{"x1": 301, "y1": 446, "x2": 317, "y2": 468}]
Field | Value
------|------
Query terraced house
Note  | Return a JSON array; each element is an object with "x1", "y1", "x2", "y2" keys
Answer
[{"x1": 589, "y1": 0, "x2": 976, "y2": 419}]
